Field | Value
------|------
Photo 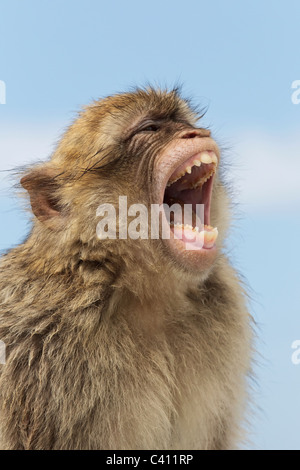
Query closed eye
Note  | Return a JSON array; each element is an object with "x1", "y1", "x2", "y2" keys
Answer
[
  {"x1": 136, "y1": 123, "x2": 160, "y2": 133},
  {"x1": 140, "y1": 124, "x2": 160, "y2": 132},
  {"x1": 127, "y1": 121, "x2": 163, "y2": 139},
  {"x1": 125, "y1": 120, "x2": 163, "y2": 142}
]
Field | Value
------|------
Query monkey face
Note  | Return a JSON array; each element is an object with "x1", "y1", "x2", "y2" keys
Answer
[
  {"x1": 93, "y1": 88, "x2": 224, "y2": 273},
  {"x1": 21, "y1": 88, "x2": 227, "y2": 275},
  {"x1": 120, "y1": 116, "x2": 221, "y2": 271}
]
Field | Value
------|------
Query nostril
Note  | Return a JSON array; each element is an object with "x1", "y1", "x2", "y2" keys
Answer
[
  {"x1": 181, "y1": 131, "x2": 199, "y2": 139},
  {"x1": 180, "y1": 129, "x2": 211, "y2": 139}
]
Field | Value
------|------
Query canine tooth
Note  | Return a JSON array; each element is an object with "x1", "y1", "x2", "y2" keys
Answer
[
  {"x1": 200, "y1": 152, "x2": 213, "y2": 164},
  {"x1": 211, "y1": 152, "x2": 218, "y2": 164},
  {"x1": 204, "y1": 231, "x2": 214, "y2": 242},
  {"x1": 201, "y1": 226, "x2": 219, "y2": 246}
]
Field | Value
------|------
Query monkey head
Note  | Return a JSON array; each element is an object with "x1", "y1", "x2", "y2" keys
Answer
[{"x1": 20, "y1": 88, "x2": 230, "y2": 277}]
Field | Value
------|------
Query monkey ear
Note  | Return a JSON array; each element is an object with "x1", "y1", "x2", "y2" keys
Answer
[{"x1": 20, "y1": 168, "x2": 64, "y2": 230}]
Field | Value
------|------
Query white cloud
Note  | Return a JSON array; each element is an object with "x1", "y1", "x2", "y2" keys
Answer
[{"x1": 222, "y1": 130, "x2": 300, "y2": 214}]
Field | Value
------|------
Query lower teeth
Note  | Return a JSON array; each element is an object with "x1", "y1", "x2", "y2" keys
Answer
[
  {"x1": 170, "y1": 223, "x2": 218, "y2": 246},
  {"x1": 170, "y1": 222, "x2": 218, "y2": 234}
]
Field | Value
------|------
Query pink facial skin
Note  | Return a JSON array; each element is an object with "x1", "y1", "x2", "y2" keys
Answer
[{"x1": 153, "y1": 136, "x2": 220, "y2": 271}]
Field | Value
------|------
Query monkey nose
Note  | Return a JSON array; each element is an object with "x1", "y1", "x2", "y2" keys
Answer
[{"x1": 180, "y1": 128, "x2": 211, "y2": 139}]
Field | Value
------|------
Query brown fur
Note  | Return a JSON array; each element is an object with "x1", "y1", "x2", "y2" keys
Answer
[{"x1": 0, "y1": 87, "x2": 252, "y2": 449}]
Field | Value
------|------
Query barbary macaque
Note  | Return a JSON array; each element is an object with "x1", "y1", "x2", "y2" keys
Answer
[{"x1": 0, "y1": 87, "x2": 252, "y2": 450}]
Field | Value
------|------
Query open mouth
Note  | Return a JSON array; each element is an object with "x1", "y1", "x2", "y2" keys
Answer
[{"x1": 163, "y1": 150, "x2": 218, "y2": 250}]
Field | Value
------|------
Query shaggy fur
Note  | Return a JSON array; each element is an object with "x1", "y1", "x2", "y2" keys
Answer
[{"x1": 0, "y1": 87, "x2": 252, "y2": 450}]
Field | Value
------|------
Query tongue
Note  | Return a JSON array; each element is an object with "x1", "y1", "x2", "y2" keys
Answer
[
  {"x1": 166, "y1": 186, "x2": 203, "y2": 224},
  {"x1": 164, "y1": 165, "x2": 215, "y2": 228},
  {"x1": 165, "y1": 179, "x2": 212, "y2": 227}
]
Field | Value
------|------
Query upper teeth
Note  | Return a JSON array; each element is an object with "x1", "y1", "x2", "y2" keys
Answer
[
  {"x1": 199, "y1": 152, "x2": 215, "y2": 164},
  {"x1": 191, "y1": 169, "x2": 215, "y2": 189},
  {"x1": 167, "y1": 151, "x2": 218, "y2": 187}
]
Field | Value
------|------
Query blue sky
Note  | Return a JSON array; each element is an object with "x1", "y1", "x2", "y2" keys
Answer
[{"x1": 0, "y1": 0, "x2": 300, "y2": 449}]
